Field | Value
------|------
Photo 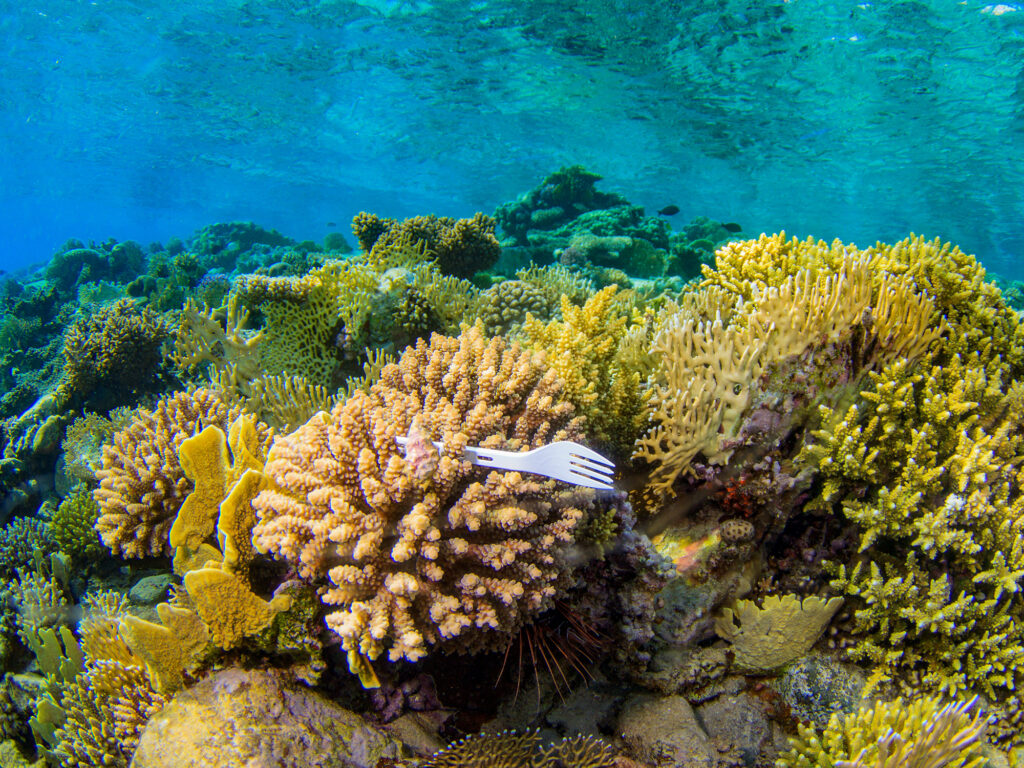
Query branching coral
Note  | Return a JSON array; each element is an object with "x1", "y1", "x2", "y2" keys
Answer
[
  {"x1": 777, "y1": 696, "x2": 987, "y2": 768},
  {"x1": 635, "y1": 250, "x2": 942, "y2": 500},
  {"x1": 24, "y1": 590, "x2": 169, "y2": 768},
  {"x1": 252, "y1": 325, "x2": 596, "y2": 668},
  {"x1": 50, "y1": 487, "x2": 103, "y2": 561},
  {"x1": 93, "y1": 389, "x2": 242, "y2": 558},
  {"x1": 58, "y1": 299, "x2": 169, "y2": 405},
  {"x1": 353, "y1": 211, "x2": 501, "y2": 277},
  {"x1": 804, "y1": 352, "x2": 1024, "y2": 729},
  {"x1": 171, "y1": 295, "x2": 264, "y2": 383},
  {"x1": 521, "y1": 286, "x2": 645, "y2": 459}
]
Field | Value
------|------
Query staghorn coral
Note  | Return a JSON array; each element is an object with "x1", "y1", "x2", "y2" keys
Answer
[
  {"x1": 423, "y1": 731, "x2": 616, "y2": 768},
  {"x1": 58, "y1": 299, "x2": 169, "y2": 406},
  {"x1": 93, "y1": 388, "x2": 240, "y2": 558},
  {"x1": 714, "y1": 594, "x2": 844, "y2": 672},
  {"x1": 803, "y1": 351, "x2": 1024, "y2": 734},
  {"x1": 252, "y1": 325, "x2": 597, "y2": 668},
  {"x1": 777, "y1": 696, "x2": 987, "y2": 768}
]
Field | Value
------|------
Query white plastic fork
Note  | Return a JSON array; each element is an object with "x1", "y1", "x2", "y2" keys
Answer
[{"x1": 394, "y1": 436, "x2": 615, "y2": 490}]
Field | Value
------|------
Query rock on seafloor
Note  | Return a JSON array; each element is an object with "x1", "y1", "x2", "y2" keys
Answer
[
  {"x1": 618, "y1": 694, "x2": 716, "y2": 768},
  {"x1": 130, "y1": 668, "x2": 403, "y2": 768}
]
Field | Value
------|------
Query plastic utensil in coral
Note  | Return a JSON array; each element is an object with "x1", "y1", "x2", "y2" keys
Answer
[{"x1": 394, "y1": 437, "x2": 615, "y2": 490}]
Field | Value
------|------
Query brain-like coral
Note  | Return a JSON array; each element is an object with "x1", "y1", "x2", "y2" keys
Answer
[
  {"x1": 59, "y1": 299, "x2": 169, "y2": 406},
  {"x1": 475, "y1": 279, "x2": 557, "y2": 336},
  {"x1": 93, "y1": 389, "x2": 240, "y2": 558},
  {"x1": 252, "y1": 325, "x2": 597, "y2": 663}
]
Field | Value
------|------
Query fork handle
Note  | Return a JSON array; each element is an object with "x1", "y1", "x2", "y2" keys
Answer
[{"x1": 394, "y1": 436, "x2": 520, "y2": 470}]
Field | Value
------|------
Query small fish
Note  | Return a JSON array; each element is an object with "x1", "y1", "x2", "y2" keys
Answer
[
  {"x1": 326, "y1": 222, "x2": 337, "y2": 228},
  {"x1": 723, "y1": 222, "x2": 742, "y2": 233},
  {"x1": 658, "y1": 205, "x2": 680, "y2": 216}
]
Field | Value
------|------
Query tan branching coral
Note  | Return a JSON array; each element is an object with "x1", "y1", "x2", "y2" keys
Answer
[
  {"x1": 208, "y1": 364, "x2": 341, "y2": 433},
  {"x1": 93, "y1": 389, "x2": 240, "y2": 558},
  {"x1": 714, "y1": 594, "x2": 843, "y2": 671},
  {"x1": 633, "y1": 313, "x2": 767, "y2": 497},
  {"x1": 252, "y1": 325, "x2": 596, "y2": 667}
]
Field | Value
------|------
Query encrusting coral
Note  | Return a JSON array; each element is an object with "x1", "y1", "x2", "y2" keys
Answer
[
  {"x1": 777, "y1": 696, "x2": 987, "y2": 768},
  {"x1": 714, "y1": 594, "x2": 844, "y2": 672},
  {"x1": 252, "y1": 324, "x2": 598, "y2": 670},
  {"x1": 93, "y1": 388, "x2": 255, "y2": 558}
]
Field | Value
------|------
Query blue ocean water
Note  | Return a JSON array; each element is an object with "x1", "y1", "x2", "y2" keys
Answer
[{"x1": 2, "y1": 0, "x2": 1024, "y2": 276}]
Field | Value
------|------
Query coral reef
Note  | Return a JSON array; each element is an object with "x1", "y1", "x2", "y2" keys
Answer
[
  {"x1": 777, "y1": 696, "x2": 987, "y2": 768},
  {"x1": 353, "y1": 211, "x2": 501, "y2": 277},
  {"x1": 252, "y1": 325, "x2": 597, "y2": 669},
  {"x1": 93, "y1": 389, "x2": 243, "y2": 558},
  {"x1": 423, "y1": 731, "x2": 616, "y2": 767},
  {"x1": 57, "y1": 299, "x2": 170, "y2": 408}
]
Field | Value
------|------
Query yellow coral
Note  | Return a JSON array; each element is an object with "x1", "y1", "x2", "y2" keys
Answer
[
  {"x1": 171, "y1": 295, "x2": 263, "y2": 382},
  {"x1": 93, "y1": 389, "x2": 243, "y2": 558},
  {"x1": 521, "y1": 286, "x2": 644, "y2": 457},
  {"x1": 120, "y1": 604, "x2": 209, "y2": 694},
  {"x1": 181, "y1": 568, "x2": 290, "y2": 650},
  {"x1": 252, "y1": 326, "x2": 596, "y2": 666},
  {"x1": 714, "y1": 594, "x2": 843, "y2": 671},
  {"x1": 777, "y1": 696, "x2": 987, "y2": 768}
]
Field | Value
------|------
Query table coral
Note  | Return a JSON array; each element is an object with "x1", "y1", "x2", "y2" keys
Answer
[
  {"x1": 252, "y1": 325, "x2": 597, "y2": 667},
  {"x1": 93, "y1": 389, "x2": 242, "y2": 558}
]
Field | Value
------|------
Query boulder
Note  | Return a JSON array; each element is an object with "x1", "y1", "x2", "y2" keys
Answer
[{"x1": 131, "y1": 668, "x2": 402, "y2": 768}]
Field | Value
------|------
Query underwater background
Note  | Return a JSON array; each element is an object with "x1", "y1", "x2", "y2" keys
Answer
[
  {"x1": 4, "y1": 0, "x2": 1024, "y2": 276},
  {"x1": 3, "y1": 2, "x2": 1024, "y2": 768}
]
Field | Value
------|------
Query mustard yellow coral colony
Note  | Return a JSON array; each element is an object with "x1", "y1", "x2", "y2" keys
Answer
[{"x1": 9, "y1": 210, "x2": 1024, "y2": 767}]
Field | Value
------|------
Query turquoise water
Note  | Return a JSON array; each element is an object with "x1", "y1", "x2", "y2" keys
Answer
[{"x1": 2, "y1": 0, "x2": 1024, "y2": 275}]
